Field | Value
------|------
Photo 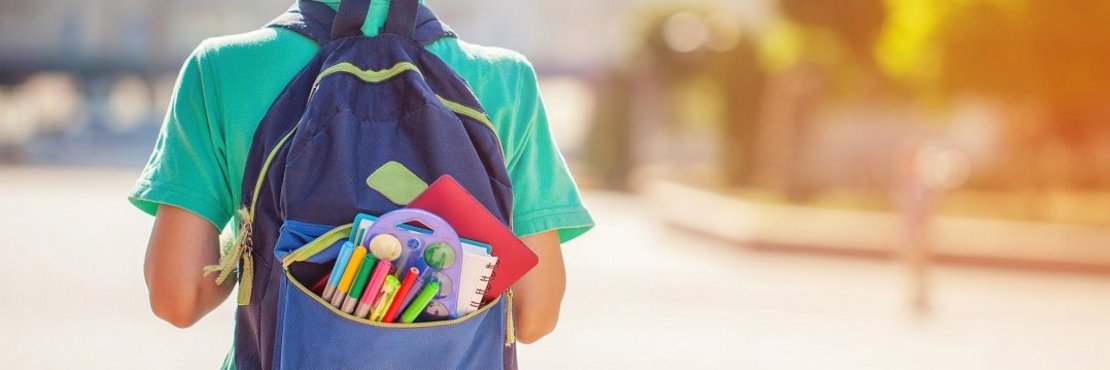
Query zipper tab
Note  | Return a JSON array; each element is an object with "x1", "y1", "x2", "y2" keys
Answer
[
  {"x1": 237, "y1": 249, "x2": 254, "y2": 305},
  {"x1": 505, "y1": 289, "x2": 516, "y2": 346},
  {"x1": 204, "y1": 206, "x2": 254, "y2": 304}
]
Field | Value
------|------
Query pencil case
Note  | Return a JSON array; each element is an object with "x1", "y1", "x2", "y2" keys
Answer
[{"x1": 272, "y1": 220, "x2": 511, "y2": 369}]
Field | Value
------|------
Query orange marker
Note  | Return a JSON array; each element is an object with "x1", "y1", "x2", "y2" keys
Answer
[{"x1": 330, "y1": 246, "x2": 367, "y2": 307}]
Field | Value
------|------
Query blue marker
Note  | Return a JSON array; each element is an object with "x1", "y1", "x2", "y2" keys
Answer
[{"x1": 322, "y1": 240, "x2": 355, "y2": 301}]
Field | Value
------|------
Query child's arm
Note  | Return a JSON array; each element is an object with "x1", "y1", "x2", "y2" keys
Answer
[
  {"x1": 144, "y1": 204, "x2": 234, "y2": 328},
  {"x1": 512, "y1": 230, "x2": 567, "y2": 343}
]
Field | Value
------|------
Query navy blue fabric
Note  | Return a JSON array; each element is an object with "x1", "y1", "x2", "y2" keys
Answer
[
  {"x1": 331, "y1": 0, "x2": 371, "y2": 39},
  {"x1": 238, "y1": 2, "x2": 515, "y2": 369},
  {"x1": 267, "y1": 1, "x2": 337, "y2": 45},
  {"x1": 380, "y1": 0, "x2": 418, "y2": 38},
  {"x1": 267, "y1": 0, "x2": 458, "y2": 47}
]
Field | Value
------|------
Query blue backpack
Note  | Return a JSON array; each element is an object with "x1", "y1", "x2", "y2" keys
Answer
[{"x1": 213, "y1": 0, "x2": 517, "y2": 368}]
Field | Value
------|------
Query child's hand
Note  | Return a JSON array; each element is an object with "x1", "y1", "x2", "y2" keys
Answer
[
  {"x1": 144, "y1": 204, "x2": 235, "y2": 328},
  {"x1": 511, "y1": 230, "x2": 566, "y2": 343}
]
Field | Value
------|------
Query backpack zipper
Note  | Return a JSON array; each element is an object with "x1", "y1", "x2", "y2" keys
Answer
[
  {"x1": 314, "y1": 62, "x2": 500, "y2": 154},
  {"x1": 204, "y1": 126, "x2": 299, "y2": 305}
]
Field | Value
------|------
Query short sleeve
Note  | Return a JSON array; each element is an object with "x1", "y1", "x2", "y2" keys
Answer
[
  {"x1": 505, "y1": 62, "x2": 595, "y2": 243},
  {"x1": 128, "y1": 42, "x2": 234, "y2": 229}
]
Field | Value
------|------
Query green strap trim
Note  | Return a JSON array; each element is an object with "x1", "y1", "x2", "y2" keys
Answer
[
  {"x1": 316, "y1": 62, "x2": 498, "y2": 135},
  {"x1": 250, "y1": 128, "x2": 298, "y2": 218},
  {"x1": 282, "y1": 223, "x2": 354, "y2": 268},
  {"x1": 436, "y1": 95, "x2": 495, "y2": 132},
  {"x1": 314, "y1": 62, "x2": 423, "y2": 86}
]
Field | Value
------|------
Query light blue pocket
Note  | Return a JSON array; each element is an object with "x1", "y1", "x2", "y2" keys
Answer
[{"x1": 271, "y1": 220, "x2": 509, "y2": 369}]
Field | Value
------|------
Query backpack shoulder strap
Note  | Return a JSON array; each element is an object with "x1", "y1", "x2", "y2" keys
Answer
[
  {"x1": 266, "y1": 0, "x2": 456, "y2": 47},
  {"x1": 266, "y1": 1, "x2": 337, "y2": 45},
  {"x1": 413, "y1": 3, "x2": 458, "y2": 44}
]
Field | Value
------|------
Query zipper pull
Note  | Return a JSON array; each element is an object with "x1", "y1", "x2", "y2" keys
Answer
[
  {"x1": 203, "y1": 206, "x2": 255, "y2": 305},
  {"x1": 505, "y1": 289, "x2": 516, "y2": 346}
]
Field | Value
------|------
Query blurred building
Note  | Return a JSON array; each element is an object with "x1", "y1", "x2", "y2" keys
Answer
[{"x1": 0, "y1": 0, "x2": 683, "y2": 78}]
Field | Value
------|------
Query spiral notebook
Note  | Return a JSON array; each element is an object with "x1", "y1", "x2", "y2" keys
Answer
[
  {"x1": 347, "y1": 213, "x2": 497, "y2": 317},
  {"x1": 408, "y1": 175, "x2": 539, "y2": 302},
  {"x1": 459, "y1": 244, "x2": 498, "y2": 315}
]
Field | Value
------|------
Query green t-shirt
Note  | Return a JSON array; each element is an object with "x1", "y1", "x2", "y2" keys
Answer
[{"x1": 129, "y1": 0, "x2": 594, "y2": 242}]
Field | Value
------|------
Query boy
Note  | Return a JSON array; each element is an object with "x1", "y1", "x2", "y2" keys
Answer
[{"x1": 129, "y1": 0, "x2": 593, "y2": 367}]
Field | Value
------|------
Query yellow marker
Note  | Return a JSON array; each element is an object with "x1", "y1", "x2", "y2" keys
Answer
[
  {"x1": 330, "y1": 246, "x2": 367, "y2": 307},
  {"x1": 369, "y1": 275, "x2": 401, "y2": 322}
]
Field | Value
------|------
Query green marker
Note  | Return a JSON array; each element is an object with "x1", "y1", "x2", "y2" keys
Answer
[
  {"x1": 340, "y1": 253, "x2": 377, "y2": 314},
  {"x1": 400, "y1": 279, "x2": 440, "y2": 324}
]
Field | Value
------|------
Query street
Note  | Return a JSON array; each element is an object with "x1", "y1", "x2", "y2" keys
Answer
[{"x1": 1, "y1": 166, "x2": 1108, "y2": 369}]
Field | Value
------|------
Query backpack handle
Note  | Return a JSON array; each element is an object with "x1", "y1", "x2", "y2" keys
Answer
[{"x1": 331, "y1": 0, "x2": 419, "y2": 40}]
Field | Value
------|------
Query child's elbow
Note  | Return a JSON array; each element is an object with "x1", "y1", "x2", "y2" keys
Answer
[
  {"x1": 149, "y1": 292, "x2": 201, "y2": 328},
  {"x1": 515, "y1": 313, "x2": 559, "y2": 344}
]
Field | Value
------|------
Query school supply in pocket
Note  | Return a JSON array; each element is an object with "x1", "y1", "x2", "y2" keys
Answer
[
  {"x1": 352, "y1": 258, "x2": 390, "y2": 317},
  {"x1": 321, "y1": 241, "x2": 354, "y2": 301},
  {"x1": 341, "y1": 208, "x2": 501, "y2": 320},
  {"x1": 340, "y1": 252, "x2": 377, "y2": 313},
  {"x1": 409, "y1": 175, "x2": 537, "y2": 301},
  {"x1": 383, "y1": 267, "x2": 420, "y2": 323},
  {"x1": 368, "y1": 274, "x2": 400, "y2": 321},
  {"x1": 459, "y1": 243, "x2": 498, "y2": 315}
]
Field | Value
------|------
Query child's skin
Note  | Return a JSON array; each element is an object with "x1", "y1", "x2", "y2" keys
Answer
[{"x1": 144, "y1": 203, "x2": 566, "y2": 343}]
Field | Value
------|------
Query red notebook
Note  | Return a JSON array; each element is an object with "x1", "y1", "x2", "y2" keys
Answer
[{"x1": 408, "y1": 176, "x2": 538, "y2": 302}]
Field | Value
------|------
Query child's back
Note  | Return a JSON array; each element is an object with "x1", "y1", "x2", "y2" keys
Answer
[
  {"x1": 133, "y1": 1, "x2": 572, "y2": 232},
  {"x1": 131, "y1": 1, "x2": 593, "y2": 368}
]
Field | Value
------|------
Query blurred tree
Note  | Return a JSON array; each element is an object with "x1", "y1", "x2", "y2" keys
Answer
[
  {"x1": 711, "y1": 34, "x2": 766, "y2": 186},
  {"x1": 585, "y1": 69, "x2": 635, "y2": 189},
  {"x1": 935, "y1": 0, "x2": 1110, "y2": 188},
  {"x1": 780, "y1": 0, "x2": 887, "y2": 68},
  {"x1": 585, "y1": 6, "x2": 768, "y2": 189},
  {"x1": 741, "y1": 0, "x2": 888, "y2": 197}
]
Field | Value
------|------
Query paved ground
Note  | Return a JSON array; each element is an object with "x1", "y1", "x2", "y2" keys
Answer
[{"x1": 2, "y1": 166, "x2": 1109, "y2": 369}]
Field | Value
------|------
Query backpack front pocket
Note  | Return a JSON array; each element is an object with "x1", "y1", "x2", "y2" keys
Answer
[{"x1": 272, "y1": 220, "x2": 508, "y2": 369}]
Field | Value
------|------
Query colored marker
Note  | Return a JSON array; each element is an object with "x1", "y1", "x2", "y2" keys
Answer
[
  {"x1": 383, "y1": 267, "x2": 420, "y2": 323},
  {"x1": 322, "y1": 241, "x2": 356, "y2": 301},
  {"x1": 395, "y1": 267, "x2": 428, "y2": 318},
  {"x1": 330, "y1": 246, "x2": 367, "y2": 307},
  {"x1": 400, "y1": 279, "x2": 440, "y2": 324},
  {"x1": 354, "y1": 259, "x2": 392, "y2": 318},
  {"x1": 311, "y1": 273, "x2": 329, "y2": 294},
  {"x1": 369, "y1": 275, "x2": 401, "y2": 322},
  {"x1": 340, "y1": 253, "x2": 378, "y2": 314},
  {"x1": 353, "y1": 227, "x2": 368, "y2": 248}
]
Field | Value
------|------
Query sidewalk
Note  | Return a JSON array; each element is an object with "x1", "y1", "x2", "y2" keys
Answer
[{"x1": 644, "y1": 179, "x2": 1110, "y2": 272}]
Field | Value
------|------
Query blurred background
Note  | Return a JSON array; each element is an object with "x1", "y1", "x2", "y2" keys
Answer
[{"x1": 1, "y1": 0, "x2": 1109, "y2": 369}]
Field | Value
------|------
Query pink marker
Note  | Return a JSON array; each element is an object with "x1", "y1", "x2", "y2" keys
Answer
[{"x1": 354, "y1": 259, "x2": 392, "y2": 318}]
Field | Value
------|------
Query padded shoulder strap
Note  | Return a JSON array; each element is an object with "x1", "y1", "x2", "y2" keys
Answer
[
  {"x1": 267, "y1": 1, "x2": 337, "y2": 45},
  {"x1": 266, "y1": 1, "x2": 456, "y2": 46},
  {"x1": 413, "y1": 4, "x2": 457, "y2": 44}
]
